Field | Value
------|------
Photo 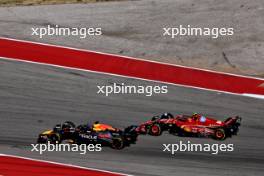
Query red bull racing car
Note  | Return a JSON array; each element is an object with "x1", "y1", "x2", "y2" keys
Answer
[
  {"x1": 137, "y1": 113, "x2": 241, "y2": 140},
  {"x1": 75, "y1": 122, "x2": 138, "y2": 149},
  {"x1": 37, "y1": 121, "x2": 76, "y2": 144},
  {"x1": 37, "y1": 121, "x2": 138, "y2": 149}
]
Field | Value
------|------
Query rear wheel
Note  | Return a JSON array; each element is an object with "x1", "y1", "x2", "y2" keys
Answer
[
  {"x1": 214, "y1": 128, "x2": 226, "y2": 140},
  {"x1": 149, "y1": 124, "x2": 162, "y2": 136},
  {"x1": 231, "y1": 124, "x2": 239, "y2": 135},
  {"x1": 111, "y1": 138, "x2": 124, "y2": 150}
]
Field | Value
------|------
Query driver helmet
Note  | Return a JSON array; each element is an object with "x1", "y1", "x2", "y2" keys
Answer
[
  {"x1": 192, "y1": 112, "x2": 198, "y2": 115},
  {"x1": 192, "y1": 113, "x2": 200, "y2": 119}
]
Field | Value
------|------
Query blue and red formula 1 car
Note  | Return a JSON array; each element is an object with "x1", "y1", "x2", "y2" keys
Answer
[
  {"x1": 37, "y1": 121, "x2": 138, "y2": 150},
  {"x1": 75, "y1": 122, "x2": 138, "y2": 149},
  {"x1": 136, "y1": 113, "x2": 242, "y2": 140}
]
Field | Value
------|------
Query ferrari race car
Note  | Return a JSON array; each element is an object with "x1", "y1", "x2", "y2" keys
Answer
[
  {"x1": 137, "y1": 113, "x2": 242, "y2": 140},
  {"x1": 37, "y1": 121, "x2": 138, "y2": 149}
]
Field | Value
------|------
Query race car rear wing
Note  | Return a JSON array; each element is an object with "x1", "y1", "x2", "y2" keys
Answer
[{"x1": 224, "y1": 116, "x2": 242, "y2": 127}]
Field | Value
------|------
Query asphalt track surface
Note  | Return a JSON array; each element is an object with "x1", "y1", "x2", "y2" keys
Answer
[{"x1": 0, "y1": 58, "x2": 264, "y2": 176}]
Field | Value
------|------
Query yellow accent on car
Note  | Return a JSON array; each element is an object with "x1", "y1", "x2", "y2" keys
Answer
[
  {"x1": 41, "y1": 130, "x2": 53, "y2": 135},
  {"x1": 93, "y1": 124, "x2": 116, "y2": 132}
]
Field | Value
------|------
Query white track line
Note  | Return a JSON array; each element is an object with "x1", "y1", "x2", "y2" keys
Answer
[
  {"x1": 1, "y1": 38, "x2": 264, "y2": 100},
  {"x1": 1, "y1": 37, "x2": 264, "y2": 81},
  {"x1": 0, "y1": 56, "x2": 244, "y2": 97},
  {"x1": 1, "y1": 56, "x2": 263, "y2": 100},
  {"x1": 0, "y1": 153, "x2": 132, "y2": 176},
  {"x1": 242, "y1": 94, "x2": 264, "y2": 100}
]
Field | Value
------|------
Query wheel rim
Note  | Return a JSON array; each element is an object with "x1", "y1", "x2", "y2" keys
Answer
[
  {"x1": 151, "y1": 125, "x2": 159, "y2": 134},
  {"x1": 216, "y1": 130, "x2": 225, "y2": 139},
  {"x1": 112, "y1": 139, "x2": 123, "y2": 149}
]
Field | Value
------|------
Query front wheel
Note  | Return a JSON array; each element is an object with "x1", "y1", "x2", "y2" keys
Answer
[
  {"x1": 49, "y1": 133, "x2": 61, "y2": 143},
  {"x1": 149, "y1": 124, "x2": 162, "y2": 136},
  {"x1": 38, "y1": 133, "x2": 61, "y2": 144}
]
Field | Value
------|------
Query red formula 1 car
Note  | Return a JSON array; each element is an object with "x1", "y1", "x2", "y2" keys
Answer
[{"x1": 137, "y1": 113, "x2": 242, "y2": 140}]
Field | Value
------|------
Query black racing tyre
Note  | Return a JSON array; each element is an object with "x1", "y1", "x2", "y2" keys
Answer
[
  {"x1": 232, "y1": 124, "x2": 239, "y2": 135},
  {"x1": 214, "y1": 128, "x2": 226, "y2": 140},
  {"x1": 63, "y1": 121, "x2": 76, "y2": 128},
  {"x1": 48, "y1": 133, "x2": 61, "y2": 144},
  {"x1": 37, "y1": 135, "x2": 48, "y2": 144},
  {"x1": 168, "y1": 126, "x2": 180, "y2": 136},
  {"x1": 111, "y1": 138, "x2": 124, "y2": 150},
  {"x1": 149, "y1": 124, "x2": 162, "y2": 136}
]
